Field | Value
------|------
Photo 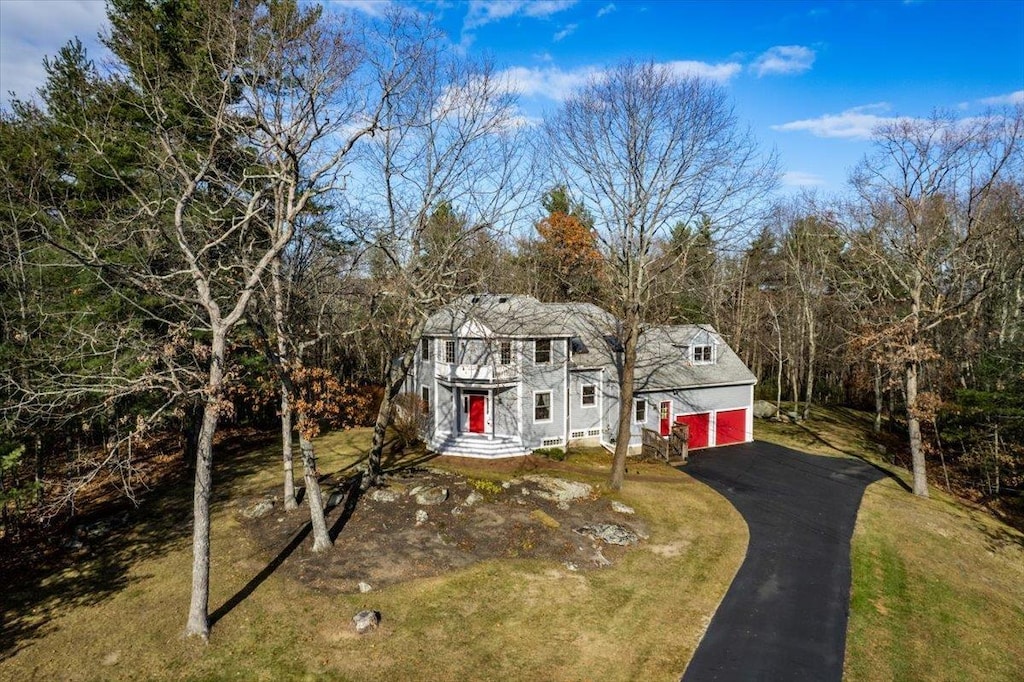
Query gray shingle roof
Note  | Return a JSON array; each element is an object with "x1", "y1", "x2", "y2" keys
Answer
[
  {"x1": 423, "y1": 294, "x2": 616, "y2": 338},
  {"x1": 423, "y1": 294, "x2": 755, "y2": 389},
  {"x1": 633, "y1": 325, "x2": 756, "y2": 391}
]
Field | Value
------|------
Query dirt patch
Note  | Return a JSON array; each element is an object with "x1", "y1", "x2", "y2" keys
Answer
[{"x1": 240, "y1": 467, "x2": 649, "y2": 593}]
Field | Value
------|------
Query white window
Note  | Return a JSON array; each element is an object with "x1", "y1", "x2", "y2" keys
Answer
[
  {"x1": 634, "y1": 399, "x2": 647, "y2": 423},
  {"x1": 534, "y1": 391, "x2": 552, "y2": 422},
  {"x1": 693, "y1": 345, "x2": 713, "y2": 363},
  {"x1": 421, "y1": 338, "x2": 429, "y2": 360},
  {"x1": 499, "y1": 340, "x2": 513, "y2": 365},
  {"x1": 581, "y1": 384, "x2": 596, "y2": 407},
  {"x1": 443, "y1": 339, "x2": 456, "y2": 364},
  {"x1": 421, "y1": 386, "x2": 430, "y2": 409},
  {"x1": 534, "y1": 339, "x2": 551, "y2": 364}
]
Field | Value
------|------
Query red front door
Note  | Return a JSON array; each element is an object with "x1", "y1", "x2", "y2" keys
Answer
[
  {"x1": 469, "y1": 395, "x2": 486, "y2": 433},
  {"x1": 715, "y1": 408, "x2": 747, "y2": 446},
  {"x1": 676, "y1": 413, "x2": 710, "y2": 449},
  {"x1": 659, "y1": 401, "x2": 672, "y2": 436}
]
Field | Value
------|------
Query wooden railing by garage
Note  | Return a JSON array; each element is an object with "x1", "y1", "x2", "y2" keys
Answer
[{"x1": 641, "y1": 424, "x2": 689, "y2": 464}]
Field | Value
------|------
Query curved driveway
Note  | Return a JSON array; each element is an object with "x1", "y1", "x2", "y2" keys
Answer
[{"x1": 681, "y1": 441, "x2": 885, "y2": 682}]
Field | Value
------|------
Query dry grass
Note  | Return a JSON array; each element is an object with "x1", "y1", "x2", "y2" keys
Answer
[
  {"x1": 756, "y1": 407, "x2": 1024, "y2": 682},
  {"x1": 1, "y1": 428, "x2": 747, "y2": 681}
]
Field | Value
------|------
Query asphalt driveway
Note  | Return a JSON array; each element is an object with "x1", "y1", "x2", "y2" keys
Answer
[{"x1": 680, "y1": 441, "x2": 886, "y2": 682}]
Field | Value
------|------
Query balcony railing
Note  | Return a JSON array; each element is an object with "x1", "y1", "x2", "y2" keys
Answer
[{"x1": 436, "y1": 362, "x2": 518, "y2": 382}]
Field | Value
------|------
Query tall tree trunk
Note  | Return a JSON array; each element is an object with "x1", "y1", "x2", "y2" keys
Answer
[
  {"x1": 297, "y1": 420, "x2": 331, "y2": 552},
  {"x1": 280, "y1": 389, "x2": 297, "y2": 511},
  {"x1": 184, "y1": 333, "x2": 226, "y2": 640},
  {"x1": 366, "y1": 314, "x2": 428, "y2": 488},
  {"x1": 905, "y1": 358, "x2": 928, "y2": 497},
  {"x1": 611, "y1": 308, "x2": 639, "y2": 491},
  {"x1": 366, "y1": 346, "x2": 418, "y2": 488},
  {"x1": 907, "y1": 281, "x2": 929, "y2": 498},
  {"x1": 802, "y1": 303, "x2": 816, "y2": 421},
  {"x1": 873, "y1": 363, "x2": 883, "y2": 434},
  {"x1": 272, "y1": 257, "x2": 298, "y2": 511}
]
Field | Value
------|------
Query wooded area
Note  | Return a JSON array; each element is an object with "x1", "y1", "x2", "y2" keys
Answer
[{"x1": 1, "y1": 0, "x2": 1021, "y2": 638}]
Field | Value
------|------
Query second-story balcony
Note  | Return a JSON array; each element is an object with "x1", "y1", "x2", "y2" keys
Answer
[{"x1": 436, "y1": 362, "x2": 519, "y2": 383}]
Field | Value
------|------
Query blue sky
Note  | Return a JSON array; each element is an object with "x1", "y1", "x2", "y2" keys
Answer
[{"x1": 2, "y1": 0, "x2": 1022, "y2": 193}]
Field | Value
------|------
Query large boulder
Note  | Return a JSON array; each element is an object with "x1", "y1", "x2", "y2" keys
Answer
[
  {"x1": 242, "y1": 498, "x2": 275, "y2": 519},
  {"x1": 369, "y1": 488, "x2": 401, "y2": 503},
  {"x1": 753, "y1": 400, "x2": 779, "y2": 419},
  {"x1": 352, "y1": 610, "x2": 381, "y2": 634},
  {"x1": 523, "y1": 475, "x2": 593, "y2": 503},
  {"x1": 411, "y1": 485, "x2": 448, "y2": 505},
  {"x1": 573, "y1": 523, "x2": 641, "y2": 546}
]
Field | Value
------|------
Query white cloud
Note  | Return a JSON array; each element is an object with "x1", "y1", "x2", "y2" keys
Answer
[
  {"x1": 782, "y1": 171, "x2": 826, "y2": 187},
  {"x1": 461, "y1": 0, "x2": 577, "y2": 50},
  {"x1": 496, "y1": 65, "x2": 603, "y2": 101},
  {"x1": 0, "y1": 0, "x2": 110, "y2": 104},
  {"x1": 597, "y1": 3, "x2": 617, "y2": 17},
  {"x1": 553, "y1": 23, "x2": 578, "y2": 41},
  {"x1": 463, "y1": 0, "x2": 577, "y2": 30},
  {"x1": 978, "y1": 90, "x2": 1024, "y2": 106},
  {"x1": 751, "y1": 45, "x2": 816, "y2": 77},
  {"x1": 771, "y1": 103, "x2": 909, "y2": 140},
  {"x1": 329, "y1": 0, "x2": 393, "y2": 17},
  {"x1": 665, "y1": 60, "x2": 743, "y2": 83},
  {"x1": 496, "y1": 59, "x2": 741, "y2": 103}
]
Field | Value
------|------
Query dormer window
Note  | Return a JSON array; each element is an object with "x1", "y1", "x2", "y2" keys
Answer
[{"x1": 693, "y1": 345, "x2": 713, "y2": 364}]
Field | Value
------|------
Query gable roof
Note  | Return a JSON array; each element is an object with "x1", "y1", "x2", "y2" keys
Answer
[
  {"x1": 424, "y1": 295, "x2": 756, "y2": 389},
  {"x1": 423, "y1": 294, "x2": 617, "y2": 339},
  {"x1": 633, "y1": 325, "x2": 756, "y2": 391}
]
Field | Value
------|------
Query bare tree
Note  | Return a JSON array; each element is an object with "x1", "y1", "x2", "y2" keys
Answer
[
  {"x1": 349, "y1": 14, "x2": 533, "y2": 486},
  {"x1": 849, "y1": 107, "x2": 1024, "y2": 497},
  {"x1": 544, "y1": 61, "x2": 777, "y2": 489},
  {"x1": 241, "y1": 2, "x2": 379, "y2": 551}
]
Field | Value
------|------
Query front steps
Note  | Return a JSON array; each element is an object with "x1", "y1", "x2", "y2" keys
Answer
[{"x1": 428, "y1": 434, "x2": 530, "y2": 458}]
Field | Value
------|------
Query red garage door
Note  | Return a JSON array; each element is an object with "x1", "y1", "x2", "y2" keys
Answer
[
  {"x1": 675, "y1": 413, "x2": 710, "y2": 450},
  {"x1": 716, "y1": 408, "x2": 747, "y2": 446}
]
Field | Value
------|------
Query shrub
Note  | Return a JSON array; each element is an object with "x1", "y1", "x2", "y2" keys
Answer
[{"x1": 533, "y1": 446, "x2": 566, "y2": 461}]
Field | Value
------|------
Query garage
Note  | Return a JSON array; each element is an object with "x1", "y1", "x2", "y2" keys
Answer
[
  {"x1": 675, "y1": 412, "x2": 710, "y2": 450},
  {"x1": 715, "y1": 408, "x2": 747, "y2": 446}
]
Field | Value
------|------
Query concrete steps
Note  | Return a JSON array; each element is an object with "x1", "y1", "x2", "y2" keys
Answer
[{"x1": 429, "y1": 434, "x2": 530, "y2": 458}]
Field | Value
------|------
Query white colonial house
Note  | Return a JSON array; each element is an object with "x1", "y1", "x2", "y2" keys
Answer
[{"x1": 406, "y1": 294, "x2": 756, "y2": 458}]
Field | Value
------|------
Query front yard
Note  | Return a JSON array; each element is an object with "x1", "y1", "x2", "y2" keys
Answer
[
  {"x1": 0, "y1": 429, "x2": 747, "y2": 681},
  {"x1": 4, "y1": 408, "x2": 1021, "y2": 680}
]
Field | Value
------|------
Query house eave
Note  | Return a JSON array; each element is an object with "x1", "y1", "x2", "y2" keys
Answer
[{"x1": 635, "y1": 379, "x2": 757, "y2": 393}]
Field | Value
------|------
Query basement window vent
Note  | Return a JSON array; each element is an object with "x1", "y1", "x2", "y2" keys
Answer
[
  {"x1": 586, "y1": 428, "x2": 601, "y2": 437},
  {"x1": 541, "y1": 437, "x2": 563, "y2": 447},
  {"x1": 570, "y1": 430, "x2": 586, "y2": 439}
]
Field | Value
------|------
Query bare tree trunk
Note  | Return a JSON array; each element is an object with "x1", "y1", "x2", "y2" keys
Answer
[
  {"x1": 273, "y1": 258, "x2": 298, "y2": 512},
  {"x1": 297, "y1": 425, "x2": 331, "y2": 552},
  {"x1": 802, "y1": 303, "x2": 816, "y2": 420},
  {"x1": 873, "y1": 363, "x2": 883, "y2": 434},
  {"x1": 185, "y1": 333, "x2": 226, "y2": 640},
  {"x1": 366, "y1": 345, "x2": 418, "y2": 488},
  {"x1": 280, "y1": 389, "x2": 297, "y2": 511},
  {"x1": 905, "y1": 359, "x2": 928, "y2": 497},
  {"x1": 611, "y1": 309, "x2": 639, "y2": 490}
]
